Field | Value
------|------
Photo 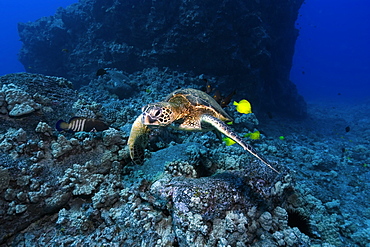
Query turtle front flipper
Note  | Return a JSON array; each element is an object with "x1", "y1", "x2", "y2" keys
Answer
[
  {"x1": 128, "y1": 114, "x2": 151, "y2": 165},
  {"x1": 201, "y1": 114, "x2": 280, "y2": 173}
]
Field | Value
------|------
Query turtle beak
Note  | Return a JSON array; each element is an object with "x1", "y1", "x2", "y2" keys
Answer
[
  {"x1": 142, "y1": 112, "x2": 157, "y2": 124},
  {"x1": 142, "y1": 112, "x2": 161, "y2": 127}
]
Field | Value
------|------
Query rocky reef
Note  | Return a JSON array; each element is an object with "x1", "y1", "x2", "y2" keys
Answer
[
  {"x1": 1, "y1": 70, "x2": 369, "y2": 246},
  {"x1": 18, "y1": 0, "x2": 306, "y2": 117}
]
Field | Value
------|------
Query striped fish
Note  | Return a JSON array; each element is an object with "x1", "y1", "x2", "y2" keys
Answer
[{"x1": 56, "y1": 117, "x2": 109, "y2": 132}]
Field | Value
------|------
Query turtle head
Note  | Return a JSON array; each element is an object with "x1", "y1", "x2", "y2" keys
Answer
[{"x1": 141, "y1": 102, "x2": 175, "y2": 127}]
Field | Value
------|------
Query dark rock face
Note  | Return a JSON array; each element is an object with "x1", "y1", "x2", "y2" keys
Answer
[{"x1": 18, "y1": 0, "x2": 306, "y2": 117}]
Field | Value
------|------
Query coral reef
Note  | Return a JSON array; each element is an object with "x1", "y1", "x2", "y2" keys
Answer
[
  {"x1": 1, "y1": 70, "x2": 368, "y2": 246},
  {"x1": 1, "y1": 84, "x2": 41, "y2": 117}
]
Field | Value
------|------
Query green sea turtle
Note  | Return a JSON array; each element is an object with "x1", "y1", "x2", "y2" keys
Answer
[{"x1": 128, "y1": 88, "x2": 279, "y2": 173}]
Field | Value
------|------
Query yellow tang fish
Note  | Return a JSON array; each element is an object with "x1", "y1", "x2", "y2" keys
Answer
[
  {"x1": 222, "y1": 137, "x2": 236, "y2": 146},
  {"x1": 244, "y1": 131, "x2": 260, "y2": 140},
  {"x1": 233, "y1": 99, "x2": 252, "y2": 114}
]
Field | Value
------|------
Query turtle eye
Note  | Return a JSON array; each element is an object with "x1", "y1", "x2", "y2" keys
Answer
[{"x1": 154, "y1": 109, "x2": 161, "y2": 117}]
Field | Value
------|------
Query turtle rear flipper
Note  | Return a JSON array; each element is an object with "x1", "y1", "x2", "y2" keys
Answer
[
  {"x1": 200, "y1": 114, "x2": 280, "y2": 173},
  {"x1": 128, "y1": 114, "x2": 150, "y2": 165}
]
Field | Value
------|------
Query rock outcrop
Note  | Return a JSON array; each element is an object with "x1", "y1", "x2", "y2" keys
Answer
[{"x1": 18, "y1": 0, "x2": 306, "y2": 117}]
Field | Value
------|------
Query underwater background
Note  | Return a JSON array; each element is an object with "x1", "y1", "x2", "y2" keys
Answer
[
  {"x1": 290, "y1": 0, "x2": 370, "y2": 102},
  {"x1": 0, "y1": 0, "x2": 78, "y2": 75},
  {"x1": 0, "y1": 0, "x2": 369, "y2": 246},
  {"x1": 1, "y1": 0, "x2": 369, "y2": 103}
]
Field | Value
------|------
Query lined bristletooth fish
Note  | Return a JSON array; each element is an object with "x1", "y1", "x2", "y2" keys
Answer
[{"x1": 56, "y1": 117, "x2": 109, "y2": 132}]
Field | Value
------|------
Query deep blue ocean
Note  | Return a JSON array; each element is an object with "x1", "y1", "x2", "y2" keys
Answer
[
  {"x1": 0, "y1": 0, "x2": 369, "y2": 103},
  {"x1": 290, "y1": 0, "x2": 370, "y2": 102},
  {"x1": 0, "y1": 0, "x2": 77, "y2": 74}
]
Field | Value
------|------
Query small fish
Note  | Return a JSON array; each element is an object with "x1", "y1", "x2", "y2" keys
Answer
[
  {"x1": 220, "y1": 90, "x2": 236, "y2": 108},
  {"x1": 56, "y1": 117, "x2": 109, "y2": 132},
  {"x1": 222, "y1": 137, "x2": 236, "y2": 146},
  {"x1": 201, "y1": 78, "x2": 214, "y2": 94},
  {"x1": 204, "y1": 79, "x2": 213, "y2": 93},
  {"x1": 233, "y1": 99, "x2": 252, "y2": 114},
  {"x1": 345, "y1": 126, "x2": 350, "y2": 132},
  {"x1": 244, "y1": 131, "x2": 260, "y2": 140},
  {"x1": 61, "y1": 48, "x2": 70, "y2": 53},
  {"x1": 96, "y1": 68, "x2": 107, "y2": 76},
  {"x1": 213, "y1": 90, "x2": 222, "y2": 103}
]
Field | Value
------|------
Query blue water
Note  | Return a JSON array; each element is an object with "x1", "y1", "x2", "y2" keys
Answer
[
  {"x1": 0, "y1": 0, "x2": 78, "y2": 75},
  {"x1": 0, "y1": 0, "x2": 369, "y2": 103},
  {"x1": 290, "y1": 0, "x2": 370, "y2": 102}
]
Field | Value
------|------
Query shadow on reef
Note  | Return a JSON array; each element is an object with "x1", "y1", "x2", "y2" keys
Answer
[
  {"x1": 18, "y1": 0, "x2": 307, "y2": 118},
  {"x1": 287, "y1": 209, "x2": 312, "y2": 238}
]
